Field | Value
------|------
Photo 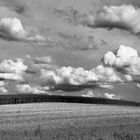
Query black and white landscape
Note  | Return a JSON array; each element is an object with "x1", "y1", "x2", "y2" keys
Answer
[
  {"x1": 0, "y1": 0, "x2": 139, "y2": 139},
  {"x1": 0, "y1": 0, "x2": 139, "y2": 102}
]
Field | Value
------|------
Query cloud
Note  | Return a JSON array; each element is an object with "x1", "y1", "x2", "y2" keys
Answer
[
  {"x1": 0, "y1": 73, "x2": 24, "y2": 81},
  {"x1": 38, "y1": 65, "x2": 122, "y2": 91},
  {"x1": 16, "y1": 84, "x2": 47, "y2": 94},
  {"x1": 0, "y1": 58, "x2": 27, "y2": 82},
  {"x1": 1, "y1": 46, "x2": 139, "y2": 93},
  {"x1": 24, "y1": 55, "x2": 57, "y2": 74},
  {"x1": 124, "y1": 74, "x2": 133, "y2": 81},
  {"x1": 40, "y1": 66, "x2": 98, "y2": 86},
  {"x1": 104, "y1": 93, "x2": 121, "y2": 100},
  {"x1": 40, "y1": 65, "x2": 122, "y2": 87},
  {"x1": 86, "y1": 5, "x2": 140, "y2": 34},
  {"x1": 0, "y1": 58, "x2": 27, "y2": 74},
  {"x1": 0, "y1": 81, "x2": 5, "y2": 86},
  {"x1": 103, "y1": 45, "x2": 140, "y2": 75},
  {"x1": 0, "y1": 87, "x2": 8, "y2": 93},
  {"x1": 0, "y1": 17, "x2": 45, "y2": 42},
  {"x1": 0, "y1": 0, "x2": 28, "y2": 16},
  {"x1": 82, "y1": 90, "x2": 95, "y2": 97},
  {"x1": 136, "y1": 83, "x2": 140, "y2": 88},
  {"x1": 98, "y1": 84, "x2": 114, "y2": 89},
  {"x1": 0, "y1": 81, "x2": 8, "y2": 94},
  {"x1": 30, "y1": 46, "x2": 140, "y2": 92},
  {"x1": 33, "y1": 56, "x2": 52, "y2": 64},
  {"x1": 82, "y1": 91, "x2": 121, "y2": 100},
  {"x1": 94, "y1": 65, "x2": 122, "y2": 82}
]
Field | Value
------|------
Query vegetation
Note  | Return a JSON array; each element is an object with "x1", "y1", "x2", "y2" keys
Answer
[{"x1": 0, "y1": 94, "x2": 139, "y2": 106}]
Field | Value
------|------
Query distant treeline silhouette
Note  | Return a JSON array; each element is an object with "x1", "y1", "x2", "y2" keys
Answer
[{"x1": 0, "y1": 94, "x2": 139, "y2": 106}]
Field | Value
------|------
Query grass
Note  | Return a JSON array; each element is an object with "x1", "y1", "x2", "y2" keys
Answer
[
  {"x1": 0, "y1": 102, "x2": 139, "y2": 139},
  {"x1": 0, "y1": 124, "x2": 140, "y2": 140}
]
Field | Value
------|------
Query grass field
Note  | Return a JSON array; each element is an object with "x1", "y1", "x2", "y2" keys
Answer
[{"x1": 0, "y1": 103, "x2": 140, "y2": 140}]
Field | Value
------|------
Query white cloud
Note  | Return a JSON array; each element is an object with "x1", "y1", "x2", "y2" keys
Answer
[
  {"x1": 40, "y1": 66, "x2": 98, "y2": 86},
  {"x1": 0, "y1": 17, "x2": 45, "y2": 42},
  {"x1": 0, "y1": 73, "x2": 24, "y2": 81},
  {"x1": 103, "y1": 45, "x2": 140, "y2": 75},
  {"x1": 16, "y1": 84, "x2": 47, "y2": 94},
  {"x1": 0, "y1": 87, "x2": 8, "y2": 93},
  {"x1": 82, "y1": 91, "x2": 121, "y2": 100},
  {"x1": 33, "y1": 56, "x2": 52, "y2": 64},
  {"x1": 38, "y1": 64, "x2": 123, "y2": 91},
  {"x1": 104, "y1": 93, "x2": 121, "y2": 100},
  {"x1": 136, "y1": 83, "x2": 140, "y2": 88},
  {"x1": 82, "y1": 90, "x2": 95, "y2": 97},
  {"x1": 1, "y1": 46, "x2": 139, "y2": 93},
  {"x1": 98, "y1": 84, "x2": 114, "y2": 89},
  {"x1": 94, "y1": 65, "x2": 122, "y2": 82},
  {"x1": 124, "y1": 74, "x2": 133, "y2": 81},
  {"x1": 24, "y1": 55, "x2": 57, "y2": 75},
  {"x1": 90, "y1": 5, "x2": 140, "y2": 34},
  {"x1": 0, "y1": 17, "x2": 27, "y2": 39},
  {"x1": 0, "y1": 58, "x2": 27, "y2": 82},
  {"x1": 0, "y1": 58, "x2": 27, "y2": 74},
  {"x1": 0, "y1": 81, "x2": 8, "y2": 94},
  {"x1": 0, "y1": 81, "x2": 5, "y2": 86}
]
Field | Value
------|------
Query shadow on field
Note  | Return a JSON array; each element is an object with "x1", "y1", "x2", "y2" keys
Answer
[{"x1": 0, "y1": 94, "x2": 139, "y2": 106}]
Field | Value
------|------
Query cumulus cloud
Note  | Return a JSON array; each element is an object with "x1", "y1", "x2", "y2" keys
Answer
[
  {"x1": 104, "y1": 93, "x2": 121, "y2": 100},
  {"x1": 82, "y1": 91, "x2": 121, "y2": 100},
  {"x1": 1, "y1": 46, "x2": 139, "y2": 93},
  {"x1": 82, "y1": 90, "x2": 95, "y2": 97},
  {"x1": 0, "y1": 17, "x2": 45, "y2": 42},
  {"x1": 0, "y1": 87, "x2": 8, "y2": 93},
  {"x1": 86, "y1": 5, "x2": 140, "y2": 34},
  {"x1": 124, "y1": 74, "x2": 133, "y2": 81},
  {"x1": 0, "y1": 81, "x2": 5, "y2": 86},
  {"x1": 0, "y1": 73, "x2": 24, "y2": 81},
  {"x1": 0, "y1": 58, "x2": 27, "y2": 74},
  {"x1": 16, "y1": 84, "x2": 47, "y2": 94},
  {"x1": 40, "y1": 66, "x2": 98, "y2": 86},
  {"x1": 94, "y1": 65, "x2": 122, "y2": 82},
  {"x1": 33, "y1": 56, "x2": 52, "y2": 64},
  {"x1": 98, "y1": 84, "x2": 114, "y2": 89},
  {"x1": 0, "y1": 58, "x2": 27, "y2": 82},
  {"x1": 32, "y1": 45, "x2": 140, "y2": 92},
  {"x1": 0, "y1": 81, "x2": 8, "y2": 94},
  {"x1": 136, "y1": 83, "x2": 140, "y2": 88},
  {"x1": 24, "y1": 55, "x2": 57, "y2": 74},
  {"x1": 38, "y1": 65, "x2": 123, "y2": 91},
  {"x1": 103, "y1": 45, "x2": 140, "y2": 75},
  {"x1": 19, "y1": 46, "x2": 139, "y2": 92},
  {"x1": 40, "y1": 65, "x2": 123, "y2": 86}
]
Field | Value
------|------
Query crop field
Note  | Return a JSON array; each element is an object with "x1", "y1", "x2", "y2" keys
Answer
[{"x1": 0, "y1": 103, "x2": 140, "y2": 140}]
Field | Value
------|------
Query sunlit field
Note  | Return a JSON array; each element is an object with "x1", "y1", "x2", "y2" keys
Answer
[{"x1": 0, "y1": 103, "x2": 139, "y2": 140}]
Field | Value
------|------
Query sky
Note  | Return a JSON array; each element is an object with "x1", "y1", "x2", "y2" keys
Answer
[{"x1": 0, "y1": 0, "x2": 139, "y2": 102}]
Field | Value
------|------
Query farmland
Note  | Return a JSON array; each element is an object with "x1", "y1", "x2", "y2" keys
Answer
[{"x1": 0, "y1": 102, "x2": 140, "y2": 139}]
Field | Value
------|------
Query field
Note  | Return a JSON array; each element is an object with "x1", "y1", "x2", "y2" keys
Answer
[{"x1": 0, "y1": 103, "x2": 140, "y2": 140}]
